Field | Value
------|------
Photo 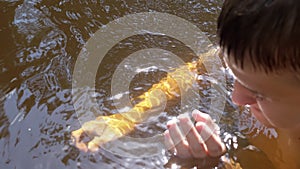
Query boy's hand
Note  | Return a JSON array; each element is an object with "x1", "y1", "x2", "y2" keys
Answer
[{"x1": 164, "y1": 109, "x2": 226, "y2": 159}]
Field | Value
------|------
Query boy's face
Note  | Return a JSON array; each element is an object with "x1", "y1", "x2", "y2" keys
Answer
[{"x1": 224, "y1": 54, "x2": 300, "y2": 131}]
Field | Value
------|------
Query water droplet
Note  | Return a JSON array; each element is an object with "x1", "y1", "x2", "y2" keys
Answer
[{"x1": 104, "y1": 5, "x2": 110, "y2": 13}]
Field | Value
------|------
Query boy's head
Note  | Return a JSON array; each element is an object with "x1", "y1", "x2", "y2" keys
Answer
[
  {"x1": 216, "y1": 0, "x2": 300, "y2": 130},
  {"x1": 217, "y1": 0, "x2": 300, "y2": 73}
]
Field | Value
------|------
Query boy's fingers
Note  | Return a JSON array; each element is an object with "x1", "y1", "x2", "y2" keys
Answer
[
  {"x1": 192, "y1": 110, "x2": 214, "y2": 126},
  {"x1": 177, "y1": 114, "x2": 207, "y2": 158},
  {"x1": 164, "y1": 130, "x2": 176, "y2": 154},
  {"x1": 165, "y1": 112, "x2": 225, "y2": 159},
  {"x1": 167, "y1": 119, "x2": 192, "y2": 158},
  {"x1": 196, "y1": 122, "x2": 226, "y2": 157},
  {"x1": 192, "y1": 109, "x2": 219, "y2": 135}
]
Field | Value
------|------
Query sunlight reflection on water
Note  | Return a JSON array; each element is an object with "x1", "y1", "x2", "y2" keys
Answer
[{"x1": 0, "y1": 0, "x2": 276, "y2": 168}]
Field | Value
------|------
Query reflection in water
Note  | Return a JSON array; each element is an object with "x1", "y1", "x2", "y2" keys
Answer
[
  {"x1": 0, "y1": 0, "x2": 276, "y2": 169},
  {"x1": 71, "y1": 48, "x2": 219, "y2": 153}
]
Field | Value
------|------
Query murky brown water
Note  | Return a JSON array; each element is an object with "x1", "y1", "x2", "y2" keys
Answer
[{"x1": 0, "y1": 0, "x2": 277, "y2": 169}]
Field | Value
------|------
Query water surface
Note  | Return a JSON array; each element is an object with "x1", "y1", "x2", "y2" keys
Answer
[{"x1": 0, "y1": 0, "x2": 274, "y2": 168}]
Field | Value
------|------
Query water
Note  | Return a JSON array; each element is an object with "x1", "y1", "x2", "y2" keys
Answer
[{"x1": 0, "y1": 0, "x2": 275, "y2": 169}]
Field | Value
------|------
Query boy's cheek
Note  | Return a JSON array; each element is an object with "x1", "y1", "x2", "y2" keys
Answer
[{"x1": 257, "y1": 102, "x2": 300, "y2": 129}]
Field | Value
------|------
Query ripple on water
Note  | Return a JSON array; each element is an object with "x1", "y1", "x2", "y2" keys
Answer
[{"x1": 0, "y1": 0, "x2": 257, "y2": 169}]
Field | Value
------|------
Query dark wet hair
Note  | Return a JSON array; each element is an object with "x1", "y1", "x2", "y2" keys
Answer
[{"x1": 217, "y1": 0, "x2": 300, "y2": 72}]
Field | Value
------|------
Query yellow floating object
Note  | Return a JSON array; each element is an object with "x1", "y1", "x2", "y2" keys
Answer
[{"x1": 71, "y1": 48, "x2": 219, "y2": 152}]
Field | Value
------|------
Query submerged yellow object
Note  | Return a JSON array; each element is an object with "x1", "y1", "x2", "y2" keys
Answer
[{"x1": 71, "y1": 48, "x2": 219, "y2": 152}]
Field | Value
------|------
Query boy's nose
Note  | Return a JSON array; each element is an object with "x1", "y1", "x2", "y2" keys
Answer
[{"x1": 231, "y1": 81, "x2": 256, "y2": 106}]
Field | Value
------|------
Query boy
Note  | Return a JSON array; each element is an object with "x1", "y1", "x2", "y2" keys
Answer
[{"x1": 164, "y1": 0, "x2": 300, "y2": 168}]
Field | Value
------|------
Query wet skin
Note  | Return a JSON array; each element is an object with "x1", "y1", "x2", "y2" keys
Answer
[
  {"x1": 165, "y1": 54, "x2": 300, "y2": 168},
  {"x1": 225, "y1": 55, "x2": 300, "y2": 169}
]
